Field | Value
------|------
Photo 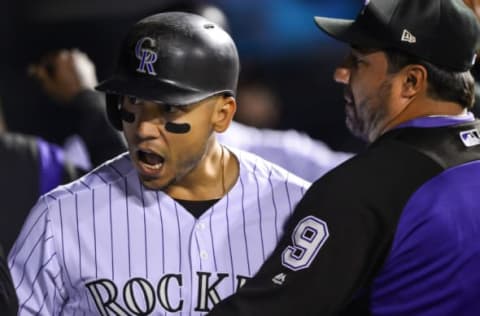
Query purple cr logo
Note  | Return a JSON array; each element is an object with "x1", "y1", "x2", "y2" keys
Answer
[{"x1": 135, "y1": 37, "x2": 158, "y2": 76}]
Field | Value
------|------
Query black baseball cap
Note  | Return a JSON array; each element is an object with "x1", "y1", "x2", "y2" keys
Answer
[{"x1": 314, "y1": 0, "x2": 480, "y2": 72}]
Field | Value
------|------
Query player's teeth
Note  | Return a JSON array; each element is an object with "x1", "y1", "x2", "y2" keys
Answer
[{"x1": 138, "y1": 150, "x2": 164, "y2": 166}]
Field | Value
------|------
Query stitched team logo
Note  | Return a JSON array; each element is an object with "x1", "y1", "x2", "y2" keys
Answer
[
  {"x1": 460, "y1": 128, "x2": 480, "y2": 147},
  {"x1": 135, "y1": 37, "x2": 158, "y2": 76}
]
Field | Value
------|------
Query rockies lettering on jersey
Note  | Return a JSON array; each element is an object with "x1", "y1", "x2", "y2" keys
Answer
[
  {"x1": 8, "y1": 147, "x2": 309, "y2": 315},
  {"x1": 86, "y1": 272, "x2": 244, "y2": 315}
]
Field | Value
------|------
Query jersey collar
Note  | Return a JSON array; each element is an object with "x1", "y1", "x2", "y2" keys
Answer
[{"x1": 394, "y1": 111, "x2": 475, "y2": 129}]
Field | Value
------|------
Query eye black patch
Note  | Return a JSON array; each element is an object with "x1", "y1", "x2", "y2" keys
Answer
[{"x1": 165, "y1": 122, "x2": 191, "y2": 134}]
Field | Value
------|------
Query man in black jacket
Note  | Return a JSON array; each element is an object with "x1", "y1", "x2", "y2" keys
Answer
[{"x1": 208, "y1": 0, "x2": 480, "y2": 315}]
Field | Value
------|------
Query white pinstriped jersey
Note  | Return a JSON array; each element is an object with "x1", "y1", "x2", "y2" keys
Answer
[{"x1": 8, "y1": 147, "x2": 310, "y2": 315}]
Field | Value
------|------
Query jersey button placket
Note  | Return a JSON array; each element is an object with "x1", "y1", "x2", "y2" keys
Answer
[
  {"x1": 196, "y1": 222, "x2": 206, "y2": 231},
  {"x1": 200, "y1": 250, "x2": 208, "y2": 260},
  {"x1": 196, "y1": 222, "x2": 208, "y2": 260}
]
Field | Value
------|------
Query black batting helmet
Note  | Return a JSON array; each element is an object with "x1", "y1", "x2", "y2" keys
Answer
[{"x1": 96, "y1": 12, "x2": 240, "y2": 130}]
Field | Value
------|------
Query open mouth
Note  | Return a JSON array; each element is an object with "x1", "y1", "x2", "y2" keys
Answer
[{"x1": 137, "y1": 150, "x2": 165, "y2": 170}]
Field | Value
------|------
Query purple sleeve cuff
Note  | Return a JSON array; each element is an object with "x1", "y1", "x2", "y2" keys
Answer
[{"x1": 36, "y1": 138, "x2": 65, "y2": 195}]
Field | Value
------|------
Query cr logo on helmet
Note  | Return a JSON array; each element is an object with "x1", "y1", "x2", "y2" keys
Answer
[{"x1": 135, "y1": 37, "x2": 158, "y2": 76}]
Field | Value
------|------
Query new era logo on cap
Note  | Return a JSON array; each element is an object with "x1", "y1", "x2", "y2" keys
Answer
[{"x1": 401, "y1": 29, "x2": 416, "y2": 44}]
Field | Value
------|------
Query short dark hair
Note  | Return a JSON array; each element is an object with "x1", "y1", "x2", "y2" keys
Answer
[{"x1": 384, "y1": 49, "x2": 475, "y2": 109}]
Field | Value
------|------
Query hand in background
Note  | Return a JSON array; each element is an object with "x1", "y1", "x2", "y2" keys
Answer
[
  {"x1": 465, "y1": 0, "x2": 480, "y2": 20},
  {"x1": 28, "y1": 49, "x2": 98, "y2": 103}
]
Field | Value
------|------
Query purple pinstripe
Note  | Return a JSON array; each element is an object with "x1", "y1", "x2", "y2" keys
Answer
[{"x1": 239, "y1": 176, "x2": 251, "y2": 275}]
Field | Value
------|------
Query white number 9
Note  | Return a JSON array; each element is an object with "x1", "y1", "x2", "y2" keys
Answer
[{"x1": 282, "y1": 216, "x2": 329, "y2": 271}]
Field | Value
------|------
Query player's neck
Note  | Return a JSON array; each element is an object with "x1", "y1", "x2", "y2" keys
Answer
[
  {"x1": 379, "y1": 97, "x2": 465, "y2": 141},
  {"x1": 165, "y1": 142, "x2": 239, "y2": 201}
]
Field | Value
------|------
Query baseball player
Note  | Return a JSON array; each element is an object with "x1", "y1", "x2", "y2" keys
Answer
[
  {"x1": 8, "y1": 12, "x2": 310, "y2": 315},
  {"x1": 208, "y1": 0, "x2": 480, "y2": 315}
]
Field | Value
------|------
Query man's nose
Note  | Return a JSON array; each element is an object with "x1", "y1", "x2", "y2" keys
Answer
[{"x1": 135, "y1": 110, "x2": 164, "y2": 139}]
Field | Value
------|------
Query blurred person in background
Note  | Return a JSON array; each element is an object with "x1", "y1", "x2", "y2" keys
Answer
[
  {"x1": 0, "y1": 49, "x2": 125, "y2": 253},
  {"x1": 28, "y1": 48, "x2": 126, "y2": 168},
  {"x1": 234, "y1": 68, "x2": 282, "y2": 129},
  {"x1": 0, "y1": 104, "x2": 80, "y2": 252}
]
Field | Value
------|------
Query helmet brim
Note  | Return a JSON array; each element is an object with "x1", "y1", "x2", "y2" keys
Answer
[{"x1": 95, "y1": 75, "x2": 221, "y2": 106}]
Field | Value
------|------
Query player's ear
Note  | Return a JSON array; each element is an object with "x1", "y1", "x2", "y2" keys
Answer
[
  {"x1": 212, "y1": 95, "x2": 236, "y2": 133},
  {"x1": 401, "y1": 64, "x2": 427, "y2": 98}
]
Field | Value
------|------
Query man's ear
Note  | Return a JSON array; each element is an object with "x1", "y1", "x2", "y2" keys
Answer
[
  {"x1": 401, "y1": 64, "x2": 427, "y2": 98},
  {"x1": 213, "y1": 96, "x2": 237, "y2": 133}
]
